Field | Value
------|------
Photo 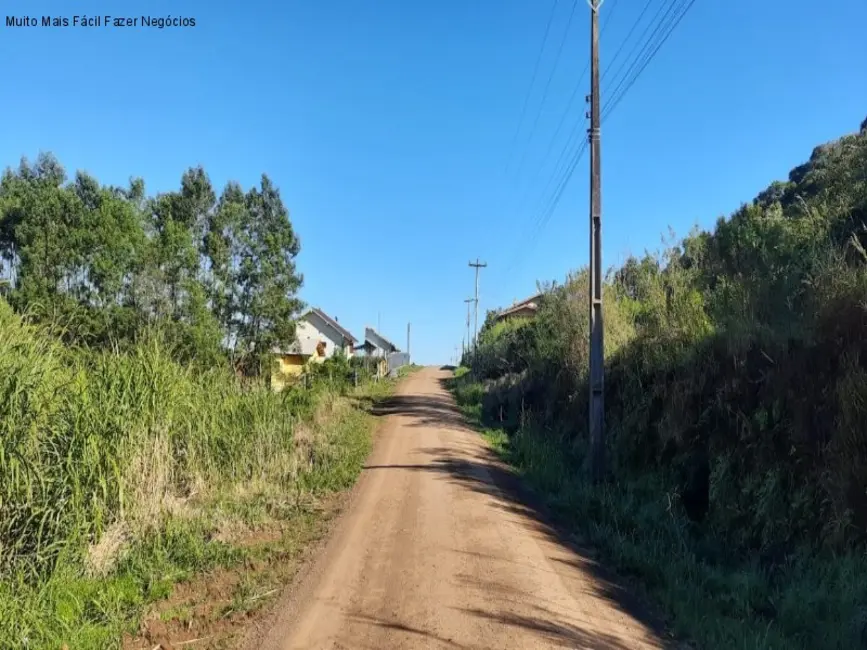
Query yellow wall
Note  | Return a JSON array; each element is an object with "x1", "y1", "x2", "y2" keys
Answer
[
  {"x1": 271, "y1": 354, "x2": 308, "y2": 391},
  {"x1": 375, "y1": 357, "x2": 388, "y2": 378}
]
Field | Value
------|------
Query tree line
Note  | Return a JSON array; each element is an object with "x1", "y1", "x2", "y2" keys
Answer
[{"x1": 0, "y1": 153, "x2": 303, "y2": 372}]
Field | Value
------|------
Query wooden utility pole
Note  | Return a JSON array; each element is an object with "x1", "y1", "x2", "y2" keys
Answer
[
  {"x1": 407, "y1": 322, "x2": 411, "y2": 358},
  {"x1": 587, "y1": 0, "x2": 605, "y2": 482},
  {"x1": 463, "y1": 298, "x2": 474, "y2": 359},
  {"x1": 468, "y1": 259, "x2": 487, "y2": 349}
]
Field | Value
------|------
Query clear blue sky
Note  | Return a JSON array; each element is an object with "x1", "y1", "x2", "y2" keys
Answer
[{"x1": 2, "y1": 0, "x2": 865, "y2": 364}]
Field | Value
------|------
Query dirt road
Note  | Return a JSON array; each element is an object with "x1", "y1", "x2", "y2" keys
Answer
[{"x1": 250, "y1": 367, "x2": 666, "y2": 650}]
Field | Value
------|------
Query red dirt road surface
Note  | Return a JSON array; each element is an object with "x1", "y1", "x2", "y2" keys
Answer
[{"x1": 247, "y1": 367, "x2": 668, "y2": 650}]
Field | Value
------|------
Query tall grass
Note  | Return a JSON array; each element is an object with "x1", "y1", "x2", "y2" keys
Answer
[{"x1": 0, "y1": 299, "x2": 382, "y2": 647}]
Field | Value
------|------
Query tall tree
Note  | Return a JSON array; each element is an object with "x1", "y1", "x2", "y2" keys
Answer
[
  {"x1": 234, "y1": 175, "x2": 303, "y2": 371},
  {"x1": 0, "y1": 155, "x2": 84, "y2": 312},
  {"x1": 1, "y1": 154, "x2": 304, "y2": 371},
  {"x1": 204, "y1": 181, "x2": 245, "y2": 342}
]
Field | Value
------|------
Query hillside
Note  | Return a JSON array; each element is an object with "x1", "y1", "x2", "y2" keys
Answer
[{"x1": 453, "y1": 117, "x2": 867, "y2": 649}]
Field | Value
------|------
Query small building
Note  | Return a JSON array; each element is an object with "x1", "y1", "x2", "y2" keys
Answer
[
  {"x1": 356, "y1": 327, "x2": 408, "y2": 378},
  {"x1": 270, "y1": 307, "x2": 358, "y2": 390},
  {"x1": 357, "y1": 327, "x2": 399, "y2": 357},
  {"x1": 495, "y1": 292, "x2": 544, "y2": 323}
]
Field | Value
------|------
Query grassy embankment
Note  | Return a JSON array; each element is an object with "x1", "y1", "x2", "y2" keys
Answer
[
  {"x1": 448, "y1": 120, "x2": 867, "y2": 650},
  {"x1": 451, "y1": 368, "x2": 867, "y2": 649},
  {"x1": 0, "y1": 300, "x2": 393, "y2": 649}
]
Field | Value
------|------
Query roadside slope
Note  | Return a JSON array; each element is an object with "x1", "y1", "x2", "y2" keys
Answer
[{"x1": 250, "y1": 367, "x2": 666, "y2": 650}]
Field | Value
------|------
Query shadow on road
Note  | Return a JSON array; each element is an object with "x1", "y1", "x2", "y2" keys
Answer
[
  {"x1": 362, "y1": 372, "x2": 678, "y2": 650},
  {"x1": 371, "y1": 393, "x2": 472, "y2": 432},
  {"x1": 346, "y1": 614, "x2": 467, "y2": 648}
]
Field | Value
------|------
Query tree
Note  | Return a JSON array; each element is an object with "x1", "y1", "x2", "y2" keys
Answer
[
  {"x1": 0, "y1": 155, "x2": 84, "y2": 311},
  {"x1": 204, "y1": 181, "x2": 245, "y2": 342},
  {"x1": 233, "y1": 175, "x2": 303, "y2": 372},
  {"x1": 0, "y1": 155, "x2": 303, "y2": 372}
]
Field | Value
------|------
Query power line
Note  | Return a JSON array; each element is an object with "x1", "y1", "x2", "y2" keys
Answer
[
  {"x1": 535, "y1": 0, "x2": 695, "y2": 229},
  {"x1": 604, "y1": 0, "x2": 698, "y2": 122},
  {"x1": 527, "y1": 116, "x2": 585, "y2": 229},
  {"x1": 601, "y1": 0, "x2": 622, "y2": 33},
  {"x1": 529, "y1": 125, "x2": 586, "y2": 239},
  {"x1": 527, "y1": 0, "x2": 696, "y2": 256},
  {"x1": 505, "y1": 0, "x2": 698, "y2": 272},
  {"x1": 506, "y1": 0, "x2": 648, "y2": 271},
  {"x1": 602, "y1": 0, "x2": 691, "y2": 118},
  {"x1": 515, "y1": 0, "x2": 620, "y2": 218},
  {"x1": 512, "y1": 0, "x2": 580, "y2": 182},
  {"x1": 600, "y1": 0, "x2": 658, "y2": 86},
  {"x1": 604, "y1": 0, "x2": 682, "y2": 107},
  {"x1": 532, "y1": 139, "x2": 589, "y2": 244},
  {"x1": 508, "y1": 137, "x2": 589, "y2": 271},
  {"x1": 528, "y1": 0, "x2": 695, "y2": 243},
  {"x1": 602, "y1": 0, "x2": 672, "y2": 99},
  {"x1": 506, "y1": 103, "x2": 589, "y2": 271},
  {"x1": 505, "y1": 0, "x2": 560, "y2": 174}
]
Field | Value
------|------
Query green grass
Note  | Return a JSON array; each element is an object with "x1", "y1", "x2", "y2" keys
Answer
[
  {"x1": 0, "y1": 302, "x2": 393, "y2": 648},
  {"x1": 397, "y1": 363, "x2": 423, "y2": 377},
  {"x1": 449, "y1": 370, "x2": 867, "y2": 650}
]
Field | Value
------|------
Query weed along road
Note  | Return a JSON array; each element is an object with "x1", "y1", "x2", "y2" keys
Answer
[{"x1": 249, "y1": 367, "x2": 665, "y2": 650}]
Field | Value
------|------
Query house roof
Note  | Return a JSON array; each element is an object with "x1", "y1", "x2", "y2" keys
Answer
[
  {"x1": 497, "y1": 292, "x2": 544, "y2": 319},
  {"x1": 364, "y1": 327, "x2": 399, "y2": 352},
  {"x1": 301, "y1": 307, "x2": 358, "y2": 343}
]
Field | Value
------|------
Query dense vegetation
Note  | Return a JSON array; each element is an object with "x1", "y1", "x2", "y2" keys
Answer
[
  {"x1": 454, "y1": 118, "x2": 867, "y2": 649},
  {"x1": 0, "y1": 301, "x2": 389, "y2": 646},
  {"x1": 0, "y1": 154, "x2": 302, "y2": 372},
  {"x1": 0, "y1": 155, "x2": 390, "y2": 647}
]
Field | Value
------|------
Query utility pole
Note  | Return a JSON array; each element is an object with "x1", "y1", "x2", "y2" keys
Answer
[
  {"x1": 587, "y1": 0, "x2": 605, "y2": 482},
  {"x1": 407, "y1": 322, "x2": 411, "y2": 358},
  {"x1": 463, "y1": 297, "x2": 474, "y2": 360},
  {"x1": 468, "y1": 258, "x2": 487, "y2": 349}
]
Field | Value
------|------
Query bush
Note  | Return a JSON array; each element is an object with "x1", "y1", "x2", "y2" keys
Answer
[
  {"x1": 453, "y1": 118, "x2": 867, "y2": 649},
  {"x1": 0, "y1": 301, "x2": 344, "y2": 581}
]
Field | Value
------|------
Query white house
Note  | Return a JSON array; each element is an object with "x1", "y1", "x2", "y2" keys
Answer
[
  {"x1": 295, "y1": 307, "x2": 358, "y2": 359},
  {"x1": 270, "y1": 308, "x2": 358, "y2": 391}
]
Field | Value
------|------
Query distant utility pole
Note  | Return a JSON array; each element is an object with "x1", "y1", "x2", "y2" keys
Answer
[
  {"x1": 463, "y1": 297, "x2": 474, "y2": 358},
  {"x1": 407, "y1": 322, "x2": 411, "y2": 358},
  {"x1": 468, "y1": 258, "x2": 487, "y2": 349},
  {"x1": 587, "y1": 0, "x2": 605, "y2": 482}
]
